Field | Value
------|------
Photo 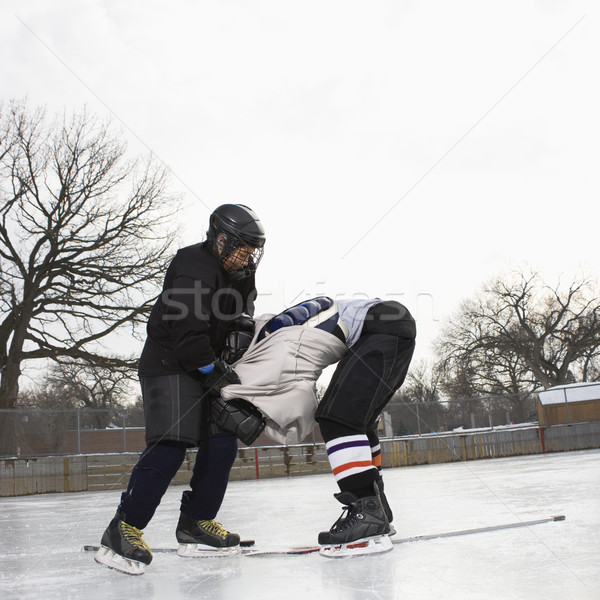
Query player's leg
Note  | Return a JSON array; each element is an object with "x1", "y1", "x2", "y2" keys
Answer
[
  {"x1": 176, "y1": 431, "x2": 241, "y2": 556},
  {"x1": 315, "y1": 320, "x2": 415, "y2": 555},
  {"x1": 315, "y1": 338, "x2": 392, "y2": 552},
  {"x1": 316, "y1": 330, "x2": 413, "y2": 494},
  {"x1": 354, "y1": 302, "x2": 416, "y2": 531},
  {"x1": 95, "y1": 441, "x2": 187, "y2": 574},
  {"x1": 316, "y1": 414, "x2": 389, "y2": 551},
  {"x1": 95, "y1": 373, "x2": 203, "y2": 574},
  {"x1": 176, "y1": 432, "x2": 240, "y2": 554}
]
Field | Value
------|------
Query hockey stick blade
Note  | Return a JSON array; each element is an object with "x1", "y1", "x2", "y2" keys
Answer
[{"x1": 243, "y1": 515, "x2": 566, "y2": 557}]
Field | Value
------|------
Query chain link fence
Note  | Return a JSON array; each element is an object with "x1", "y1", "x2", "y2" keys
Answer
[
  {"x1": 382, "y1": 392, "x2": 539, "y2": 437},
  {"x1": 0, "y1": 408, "x2": 145, "y2": 458},
  {"x1": 1, "y1": 386, "x2": 598, "y2": 458}
]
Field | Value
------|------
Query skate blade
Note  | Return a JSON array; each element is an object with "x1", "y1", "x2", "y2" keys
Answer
[
  {"x1": 176, "y1": 543, "x2": 241, "y2": 558},
  {"x1": 319, "y1": 535, "x2": 393, "y2": 558},
  {"x1": 94, "y1": 546, "x2": 146, "y2": 575}
]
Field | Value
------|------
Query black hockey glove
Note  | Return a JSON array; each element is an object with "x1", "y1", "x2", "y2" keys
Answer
[
  {"x1": 230, "y1": 314, "x2": 255, "y2": 333},
  {"x1": 221, "y1": 330, "x2": 254, "y2": 365},
  {"x1": 221, "y1": 314, "x2": 256, "y2": 365},
  {"x1": 200, "y1": 359, "x2": 241, "y2": 393},
  {"x1": 211, "y1": 395, "x2": 266, "y2": 446}
]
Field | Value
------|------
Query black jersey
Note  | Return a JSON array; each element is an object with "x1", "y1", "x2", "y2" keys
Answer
[{"x1": 138, "y1": 241, "x2": 256, "y2": 376}]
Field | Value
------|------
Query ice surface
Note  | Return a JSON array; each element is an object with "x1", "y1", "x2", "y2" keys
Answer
[{"x1": 1, "y1": 449, "x2": 598, "y2": 600}]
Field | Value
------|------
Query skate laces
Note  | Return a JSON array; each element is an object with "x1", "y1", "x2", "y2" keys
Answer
[
  {"x1": 120, "y1": 521, "x2": 152, "y2": 554},
  {"x1": 198, "y1": 520, "x2": 229, "y2": 539},
  {"x1": 332, "y1": 503, "x2": 362, "y2": 532}
]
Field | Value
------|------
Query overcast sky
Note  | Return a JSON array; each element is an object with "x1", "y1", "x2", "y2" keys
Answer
[{"x1": 2, "y1": 0, "x2": 599, "y2": 368}]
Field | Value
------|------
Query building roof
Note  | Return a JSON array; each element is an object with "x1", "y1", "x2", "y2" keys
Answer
[{"x1": 538, "y1": 382, "x2": 600, "y2": 406}]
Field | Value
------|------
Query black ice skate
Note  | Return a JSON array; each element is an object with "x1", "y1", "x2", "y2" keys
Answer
[
  {"x1": 318, "y1": 490, "x2": 393, "y2": 558},
  {"x1": 176, "y1": 513, "x2": 241, "y2": 557},
  {"x1": 94, "y1": 511, "x2": 152, "y2": 575}
]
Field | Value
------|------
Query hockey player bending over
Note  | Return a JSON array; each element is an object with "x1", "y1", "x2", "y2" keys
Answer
[
  {"x1": 94, "y1": 204, "x2": 266, "y2": 575},
  {"x1": 213, "y1": 297, "x2": 416, "y2": 557}
]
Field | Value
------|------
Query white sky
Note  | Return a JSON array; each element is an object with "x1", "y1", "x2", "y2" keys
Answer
[{"x1": 2, "y1": 0, "x2": 599, "y2": 367}]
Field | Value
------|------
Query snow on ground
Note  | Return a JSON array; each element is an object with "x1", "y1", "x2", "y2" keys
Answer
[{"x1": 1, "y1": 449, "x2": 598, "y2": 600}]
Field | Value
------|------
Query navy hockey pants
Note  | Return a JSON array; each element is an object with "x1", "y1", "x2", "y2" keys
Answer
[{"x1": 118, "y1": 433, "x2": 238, "y2": 530}]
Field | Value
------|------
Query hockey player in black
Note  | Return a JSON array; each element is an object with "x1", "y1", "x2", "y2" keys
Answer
[
  {"x1": 315, "y1": 300, "x2": 416, "y2": 556},
  {"x1": 95, "y1": 204, "x2": 266, "y2": 575}
]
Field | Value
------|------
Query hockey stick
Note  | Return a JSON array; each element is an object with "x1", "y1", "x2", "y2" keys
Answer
[
  {"x1": 82, "y1": 516, "x2": 565, "y2": 557},
  {"x1": 243, "y1": 514, "x2": 566, "y2": 557},
  {"x1": 82, "y1": 539, "x2": 256, "y2": 553},
  {"x1": 388, "y1": 514, "x2": 565, "y2": 543}
]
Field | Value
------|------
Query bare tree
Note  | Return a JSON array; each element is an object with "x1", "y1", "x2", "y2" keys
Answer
[
  {"x1": 437, "y1": 269, "x2": 600, "y2": 394},
  {"x1": 20, "y1": 360, "x2": 135, "y2": 411},
  {"x1": 16, "y1": 360, "x2": 143, "y2": 452},
  {"x1": 440, "y1": 340, "x2": 537, "y2": 400},
  {"x1": 0, "y1": 100, "x2": 178, "y2": 410},
  {"x1": 395, "y1": 360, "x2": 442, "y2": 403}
]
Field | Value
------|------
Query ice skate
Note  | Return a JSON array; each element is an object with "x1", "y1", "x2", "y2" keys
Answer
[
  {"x1": 318, "y1": 490, "x2": 393, "y2": 558},
  {"x1": 176, "y1": 513, "x2": 241, "y2": 557},
  {"x1": 94, "y1": 511, "x2": 152, "y2": 575}
]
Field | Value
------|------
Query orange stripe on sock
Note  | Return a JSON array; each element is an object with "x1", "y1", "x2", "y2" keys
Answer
[
  {"x1": 371, "y1": 455, "x2": 381, "y2": 468},
  {"x1": 332, "y1": 461, "x2": 374, "y2": 476}
]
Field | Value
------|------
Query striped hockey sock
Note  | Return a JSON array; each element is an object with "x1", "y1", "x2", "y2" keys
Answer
[
  {"x1": 366, "y1": 431, "x2": 382, "y2": 473},
  {"x1": 326, "y1": 434, "x2": 379, "y2": 488},
  {"x1": 370, "y1": 440, "x2": 382, "y2": 472}
]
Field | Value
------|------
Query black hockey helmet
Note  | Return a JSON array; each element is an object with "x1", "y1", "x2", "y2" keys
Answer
[{"x1": 207, "y1": 204, "x2": 266, "y2": 278}]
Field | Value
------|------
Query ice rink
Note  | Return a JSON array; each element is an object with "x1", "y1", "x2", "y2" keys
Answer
[{"x1": 1, "y1": 448, "x2": 599, "y2": 600}]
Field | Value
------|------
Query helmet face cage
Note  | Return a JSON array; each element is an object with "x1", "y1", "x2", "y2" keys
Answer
[
  {"x1": 207, "y1": 204, "x2": 266, "y2": 279},
  {"x1": 217, "y1": 233, "x2": 264, "y2": 279}
]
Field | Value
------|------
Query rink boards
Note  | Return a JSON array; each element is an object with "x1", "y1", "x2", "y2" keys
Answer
[{"x1": 1, "y1": 421, "x2": 599, "y2": 497}]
